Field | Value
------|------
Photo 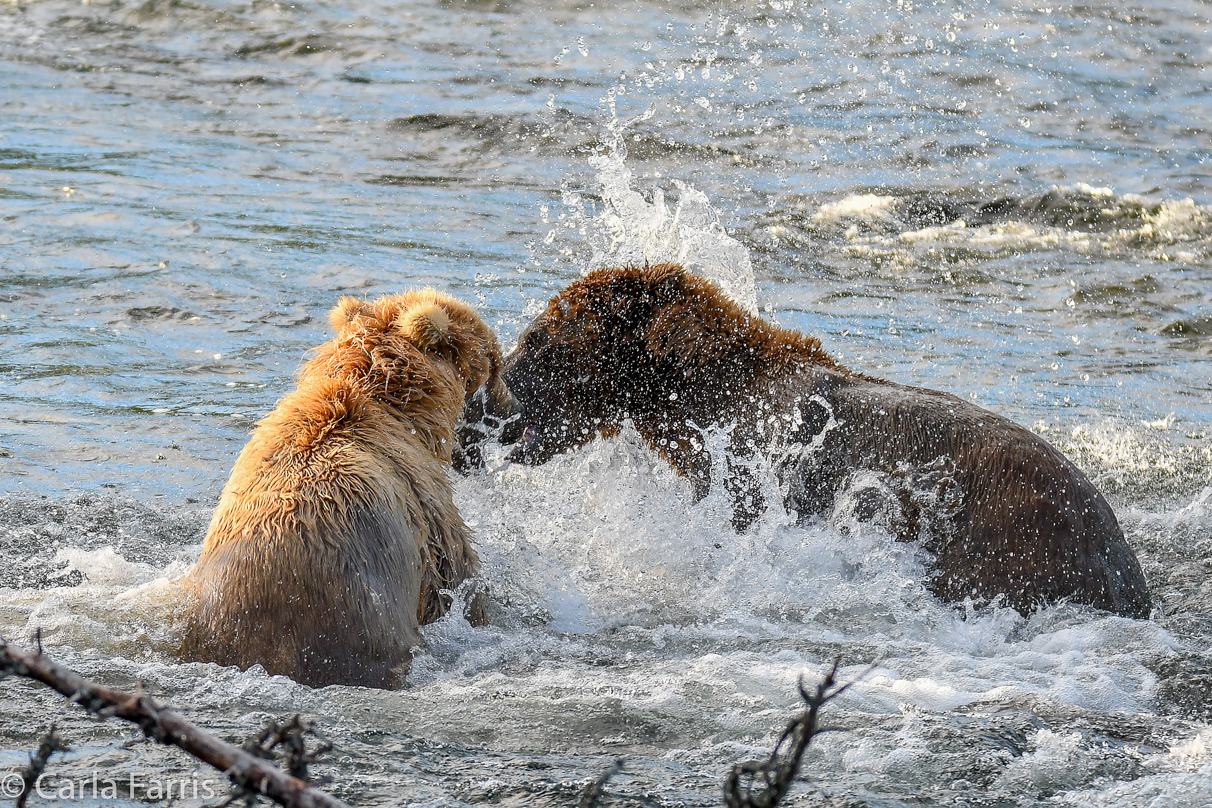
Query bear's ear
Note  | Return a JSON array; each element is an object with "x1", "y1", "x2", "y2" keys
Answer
[
  {"x1": 330, "y1": 296, "x2": 369, "y2": 333},
  {"x1": 397, "y1": 303, "x2": 452, "y2": 350},
  {"x1": 648, "y1": 263, "x2": 686, "y2": 301}
]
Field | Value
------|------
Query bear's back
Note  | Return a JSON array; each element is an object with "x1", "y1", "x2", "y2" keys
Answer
[{"x1": 182, "y1": 403, "x2": 437, "y2": 688}]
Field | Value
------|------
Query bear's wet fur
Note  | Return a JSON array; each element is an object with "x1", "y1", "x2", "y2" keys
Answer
[
  {"x1": 181, "y1": 290, "x2": 518, "y2": 688},
  {"x1": 502, "y1": 264, "x2": 1151, "y2": 618}
]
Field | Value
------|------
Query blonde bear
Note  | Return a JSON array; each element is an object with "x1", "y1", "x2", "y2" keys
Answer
[{"x1": 180, "y1": 290, "x2": 518, "y2": 688}]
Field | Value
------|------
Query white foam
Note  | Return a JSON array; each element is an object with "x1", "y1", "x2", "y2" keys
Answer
[
  {"x1": 1063, "y1": 757, "x2": 1212, "y2": 807},
  {"x1": 804, "y1": 185, "x2": 1212, "y2": 265},
  {"x1": 999, "y1": 728, "x2": 1092, "y2": 793},
  {"x1": 1073, "y1": 183, "x2": 1117, "y2": 198},
  {"x1": 3, "y1": 545, "x2": 194, "y2": 657},
  {"x1": 811, "y1": 193, "x2": 898, "y2": 223}
]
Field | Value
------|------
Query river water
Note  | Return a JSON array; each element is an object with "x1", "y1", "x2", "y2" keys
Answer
[{"x1": 2, "y1": 0, "x2": 1211, "y2": 805}]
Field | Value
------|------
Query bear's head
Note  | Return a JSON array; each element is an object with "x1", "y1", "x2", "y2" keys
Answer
[
  {"x1": 502, "y1": 264, "x2": 839, "y2": 465},
  {"x1": 502, "y1": 264, "x2": 734, "y2": 463},
  {"x1": 310, "y1": 290, "x2": 521, "y2": 461}
]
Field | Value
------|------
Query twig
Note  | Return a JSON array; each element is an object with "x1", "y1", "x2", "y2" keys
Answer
[
  {"x1": 217, "y1": 716, "x2": 336, "y2": 807},
  {"x1": 723, "y1": 658, "x2": 875, "y2": 808},
  {"x1": 579, "y1": 758, "x2": 624, "y2": 808},
  {"x1": 246, "y1": 716, "x2": 333, "y2": 783},
  {"x1": 16, "y1": 724, "x2": 70, "y2": 808},
  {"x1": 0, "y1": 639, "x2": 350, "y2": 808}
]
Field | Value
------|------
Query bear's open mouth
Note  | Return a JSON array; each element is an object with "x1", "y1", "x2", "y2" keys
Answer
[{"x1": 506, "y1": 425, "x2": 546, "y2": 465}]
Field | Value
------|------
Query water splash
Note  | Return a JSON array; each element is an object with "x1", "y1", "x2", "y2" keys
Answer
[{"x1": 565, "y1": 93, "x2": 758, "y2": 312}]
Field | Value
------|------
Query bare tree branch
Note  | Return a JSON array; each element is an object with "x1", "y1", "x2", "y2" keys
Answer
[
  {"x1": 723, "y1": 658, "x2": 875, "y2": 808},
  {"x1": 0, "y1": 638, "x2": 350, "y2": 808},
  {"x1": 15, "y1": 724, "x2": 69, "y2": 808}
]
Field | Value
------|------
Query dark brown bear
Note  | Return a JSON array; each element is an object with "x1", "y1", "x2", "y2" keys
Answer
[{"x1": 501, "y1": 264, "x2": 1151, "y2": 618}]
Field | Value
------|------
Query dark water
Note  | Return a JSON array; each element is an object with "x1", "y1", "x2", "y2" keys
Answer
[{"x1": 2, "y1": 1, "x2": 1211, "y2": 806}]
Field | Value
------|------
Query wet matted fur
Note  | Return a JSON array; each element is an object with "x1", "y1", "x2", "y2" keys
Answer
[{"x1": 180, "y1": 290, "x2": 518, "y2": 688}]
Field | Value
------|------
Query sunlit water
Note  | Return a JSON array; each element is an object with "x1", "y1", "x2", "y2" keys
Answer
[{"x1": 2, "y1": 1, "x2": 1211, "y2": 806}]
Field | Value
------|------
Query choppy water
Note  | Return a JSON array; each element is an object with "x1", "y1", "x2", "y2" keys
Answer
[{"x1": 2, "y1": 1, "x2": 1211, "y2": 805}]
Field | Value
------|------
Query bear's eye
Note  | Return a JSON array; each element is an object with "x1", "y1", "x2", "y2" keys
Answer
[{"x1": 523, "y1": 327, "x2": 551, "y2": 350}]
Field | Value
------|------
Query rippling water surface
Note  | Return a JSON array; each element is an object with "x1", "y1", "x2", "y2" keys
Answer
[{"x1": 2, "y1": 1, "x2": 1211, "y2": 806}]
